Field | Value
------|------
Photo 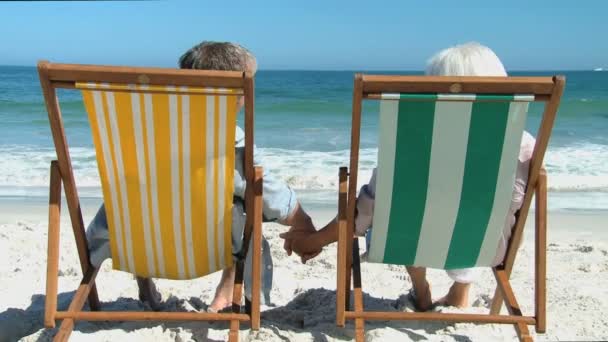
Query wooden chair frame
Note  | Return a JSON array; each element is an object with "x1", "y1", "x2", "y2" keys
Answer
[
  {"x1": 336, "y1": 74, "x2": 565, "y2": 342},
  {"x1": 38, "y1": 61, "x2": 263, "y2": 342}
]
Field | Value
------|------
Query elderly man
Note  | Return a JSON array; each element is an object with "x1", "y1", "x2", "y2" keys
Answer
[{"x1": 86, "y1": 41, "x2": 317, "y2": 312}]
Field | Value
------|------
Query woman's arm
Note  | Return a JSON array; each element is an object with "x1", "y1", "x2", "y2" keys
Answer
[{"x1": 280, "y1": 217, "x2": 338, "y2": 262}]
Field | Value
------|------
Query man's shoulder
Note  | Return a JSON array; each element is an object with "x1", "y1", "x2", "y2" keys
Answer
[{"x1": 235, "y1": 125, "x2": 245, "y2": 148}]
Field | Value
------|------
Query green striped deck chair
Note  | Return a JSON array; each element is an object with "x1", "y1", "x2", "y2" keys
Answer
[
  {"x1": 336, "y1": 74, "x2": 565, "y2": 342},
  {"x1": 38, "y1": 62, "x2": 263, "y2": 342},
  {"x1": 370, "y1": 93, "x2": 534, "y2": 269}
]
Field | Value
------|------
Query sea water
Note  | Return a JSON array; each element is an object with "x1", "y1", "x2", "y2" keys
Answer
[{"x1": 1, "y1": 66, "x2": 607, "y2": 211}]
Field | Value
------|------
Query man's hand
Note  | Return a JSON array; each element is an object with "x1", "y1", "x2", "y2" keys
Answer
[
  {"x1": 278, "y1": 201, "x2": 326, "y2": 263},
  {"x1": 280, "y1": 229, "x2": 322, "y2": 264},
  {"x1": 281, "y1": 216, "x2": 316, "y2": 256},
  {"x1": 279, "y1": 202, "x2": 315, "y2": 256}
]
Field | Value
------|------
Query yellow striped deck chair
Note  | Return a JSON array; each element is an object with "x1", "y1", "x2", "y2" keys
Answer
[
  {"x1": 38, "y1": 62, "x2": 263, "y2": 342},
  {"x1": 336, "y1": 74, "x2": 565, "y2": 342}
]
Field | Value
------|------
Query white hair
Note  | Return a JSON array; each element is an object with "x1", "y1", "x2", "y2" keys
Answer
[{"x1": 426, "y1": 42, "x2": 507, "y2": 76}]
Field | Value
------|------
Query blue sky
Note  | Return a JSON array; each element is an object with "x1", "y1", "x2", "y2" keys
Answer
[{"x1": 0, "y1": 0, "x2": 605, "y2": 70}]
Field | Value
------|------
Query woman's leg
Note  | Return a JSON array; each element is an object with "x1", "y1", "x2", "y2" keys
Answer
[
  {"x1": 436, "y1": 281, "x2": 471, "y2": 308},
  {"x1": 438, "y1": 268, "x2": 477, "y2": 308},
  {"x1": 406, "y1": 266, "x2": 433, "y2": 311}
]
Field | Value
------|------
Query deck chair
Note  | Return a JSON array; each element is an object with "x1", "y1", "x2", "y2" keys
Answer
[
  {"x1": 336, "y1": 74, "x2": 565, "y2": 341},
  {"x1": 38, "y1": 61, "x2": 263, "y2": 342}
]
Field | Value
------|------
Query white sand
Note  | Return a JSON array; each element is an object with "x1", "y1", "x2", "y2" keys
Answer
[{"x1": 1, "y1": 197, "x2": 607, "y2": 341}]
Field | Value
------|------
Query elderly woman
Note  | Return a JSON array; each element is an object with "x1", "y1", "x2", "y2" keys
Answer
[{"x1": 282, "y1": 42, "x2": 535, "y2": 311}]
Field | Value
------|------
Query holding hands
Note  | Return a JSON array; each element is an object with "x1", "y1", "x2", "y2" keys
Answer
[
  {"x1": 280, "y1": 222, "x2": 322, "y2": 264},
  {"x1": 280, "y1": 213, "x2": 340, "y2": 264}
]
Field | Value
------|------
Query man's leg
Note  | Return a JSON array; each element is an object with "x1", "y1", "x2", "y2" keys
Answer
[
  {"x1": 406, "y1": 266, "x2": 433, "y2": 311},
  {"x1": 208, "y1": 267, "x2": 236, "y2": 312},
  {"x1": 136, "y1": 277, "x2": 162, "y2": 311},
  {"x1": 87, "y1": 205, "x2": 162, "y2": 311}
]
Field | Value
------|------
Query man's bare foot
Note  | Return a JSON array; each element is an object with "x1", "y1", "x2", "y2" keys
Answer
[
  {"x1": 207, "y1": 268, "x2": 235, "y2": 313},
  {"x1": 136, "y1": 276, "x2": 162, "y2": 311},
  {"x1": 208, "y1": 293, "x2": 233, "y2": 313},
  {"x1": 435, "y1": 281, "x2": 470, "y2": 308}
]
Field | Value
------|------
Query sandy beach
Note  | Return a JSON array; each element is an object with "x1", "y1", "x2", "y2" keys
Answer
[
  {"x1": 1, "y1": 0, "x2": 607, "y2": 339},
  {"x1": 0, "y1": 196, "x2": 607, "y2": 342}
]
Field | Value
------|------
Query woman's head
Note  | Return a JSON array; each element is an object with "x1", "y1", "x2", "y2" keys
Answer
[{"x1": 426, "y1": 42, "x2": 506, "y2": 76}]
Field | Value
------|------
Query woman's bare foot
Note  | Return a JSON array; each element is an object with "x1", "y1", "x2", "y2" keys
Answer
[
  {"x1": 136, "y1": 276, "x2": 162, "y2": 311},
  {"x1": 435, "y1": 281, "x2": 470, "y2": 308},
  {"x1": 208, "y1": 267, "x2": 235, "y2": 313},
  {"x1": 406, "y1": 266, "x2": 433, "y2": 311},
  {"x1": 411, "y1": 281, "x2": 433, "y2": 311}
]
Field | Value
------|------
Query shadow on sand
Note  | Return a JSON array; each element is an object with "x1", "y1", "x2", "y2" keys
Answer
[
  {"x1": 0, "y1": 291, "x2": 223, "y2": 342},
  {"x1": 261, "y1": 287, "x2": 474, "y2": 342},
  {"x1": 1, "y1": 288, "x2": 478, "y2": 341}
]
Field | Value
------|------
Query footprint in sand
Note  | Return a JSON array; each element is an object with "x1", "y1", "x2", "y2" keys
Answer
[{"x1": 574, "y1": 245, "x2": 594, "y2": 253}]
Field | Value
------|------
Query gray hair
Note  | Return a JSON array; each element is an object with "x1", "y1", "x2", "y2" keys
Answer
[
  {"x1": 179, "y1": 41, "x2": 257, "y2": 73},
  {"x1": 426, "y1": 42, "x2": 507, "y2": 76}
]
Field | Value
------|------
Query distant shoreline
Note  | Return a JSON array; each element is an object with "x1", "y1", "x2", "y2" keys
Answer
[{"x1": 0, "y1": 64, "x2": 598, "y2": 73}]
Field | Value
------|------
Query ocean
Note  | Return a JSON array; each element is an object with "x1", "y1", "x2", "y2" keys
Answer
[{"x1": 1, "y1": 66, "x2": 607, "y2": 211}]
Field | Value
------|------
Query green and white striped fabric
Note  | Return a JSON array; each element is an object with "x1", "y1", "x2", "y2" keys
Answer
[{"x1": 368, "y1": 93, "x2": 533, "y2": 269}]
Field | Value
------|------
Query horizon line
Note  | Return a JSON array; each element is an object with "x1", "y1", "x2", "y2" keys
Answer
[{"x1": 0, "y1": 63, "x2": 600, "y2": 72}]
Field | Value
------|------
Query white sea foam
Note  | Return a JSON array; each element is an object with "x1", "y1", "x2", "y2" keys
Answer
[
  {"x1": 0, "y1": 146, "x2": 100, "y2": 196},
  {"x1": 1, "y1": 143, "x2": 607, "y2": 210},
  {"x1": 256, "y1": 147, "x2": 377, "y2": 191},
  {"x1": 544, "y1": 143, "x2": 608, "y2": 192}
]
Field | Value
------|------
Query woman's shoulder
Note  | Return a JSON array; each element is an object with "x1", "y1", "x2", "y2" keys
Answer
[{"x1": 519, "y1": 131, "x2": 536, "y2": 162}]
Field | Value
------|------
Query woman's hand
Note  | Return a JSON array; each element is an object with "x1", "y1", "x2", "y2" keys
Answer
[{"x1": 280, "y1": 228, "x2": 323, "y2": 263}]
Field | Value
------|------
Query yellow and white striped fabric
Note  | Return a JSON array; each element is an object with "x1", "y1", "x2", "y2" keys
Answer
[{"x1": 78, "y1": 82, "x2": 239, "y2": 280}]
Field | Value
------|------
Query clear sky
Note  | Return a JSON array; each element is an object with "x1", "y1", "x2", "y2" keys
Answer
[{"x1": 0, "y1": 0, "x2": 605, "y2": 70}]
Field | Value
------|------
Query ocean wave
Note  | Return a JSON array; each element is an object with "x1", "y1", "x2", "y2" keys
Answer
[
  {"x1": 544, "y1": 143, "x2": 608, "y2": 191},
  {"x1": 256, "y1": 148, "x2": 377, "y2": 191},
  {"x1": 1, "y1": 143, "x2": 607, "y2": 198},
  {"x1": 0, "y1": 146, "x2": 100, "y2": 189}
]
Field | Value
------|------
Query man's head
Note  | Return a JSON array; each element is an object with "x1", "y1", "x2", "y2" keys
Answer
[
  {"x1": 426, "y1": 42, "x2": 507, "y2": 76},
  {"x1": 179, "y1": 41, "x2": 256, "y2": 109},
  {"x1": 179, "y1": 41, "x2": 257, "y2": 74}
]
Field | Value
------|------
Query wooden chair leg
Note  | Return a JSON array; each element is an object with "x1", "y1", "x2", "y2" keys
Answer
[
  {"x1": 492, "y1": 168, "x2": 548, "y2": 337},
  {"x1": 344, "y1": 222, "x2": 354, "y2": 314},
  {"x1": 535, "y1": 170, "x2": 547, "y2": 333},
  {"x1": 45, "y1": 161, "x2": 61, "y2": 328},
  {"x1": 228, "y1": 319, "x2": 239, "y2": 342},
  {"x1": 87, "y1": 286, "x2": 101, "y2": 311},
  {"x1": 230, "y1": 260, "x2": 245, "y2": 342},
  {"x1": 352, "y1": 238, "x2": 365, "y2": 342},
  {"x1": 494, "y1": 268, "x2": 532, "y2": 342},
  {"x1": 53, "y1": 326, "x2": 72, "y2": 342},
  {"x1": 54, "y1": 267, "x2": 99, "y2": 342},
  {"x1": 250, "y1": 166, "x2": 263, "y2": 330},
  {"x1": 336, "y1": 167, "x2": 348, "y2": 327},
  {"x1": 490, "y1": 287, "x2": 503, "y2": 314},
  {"x1": 344, "y1": 257, "x2": 352, "y2": 318}
]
